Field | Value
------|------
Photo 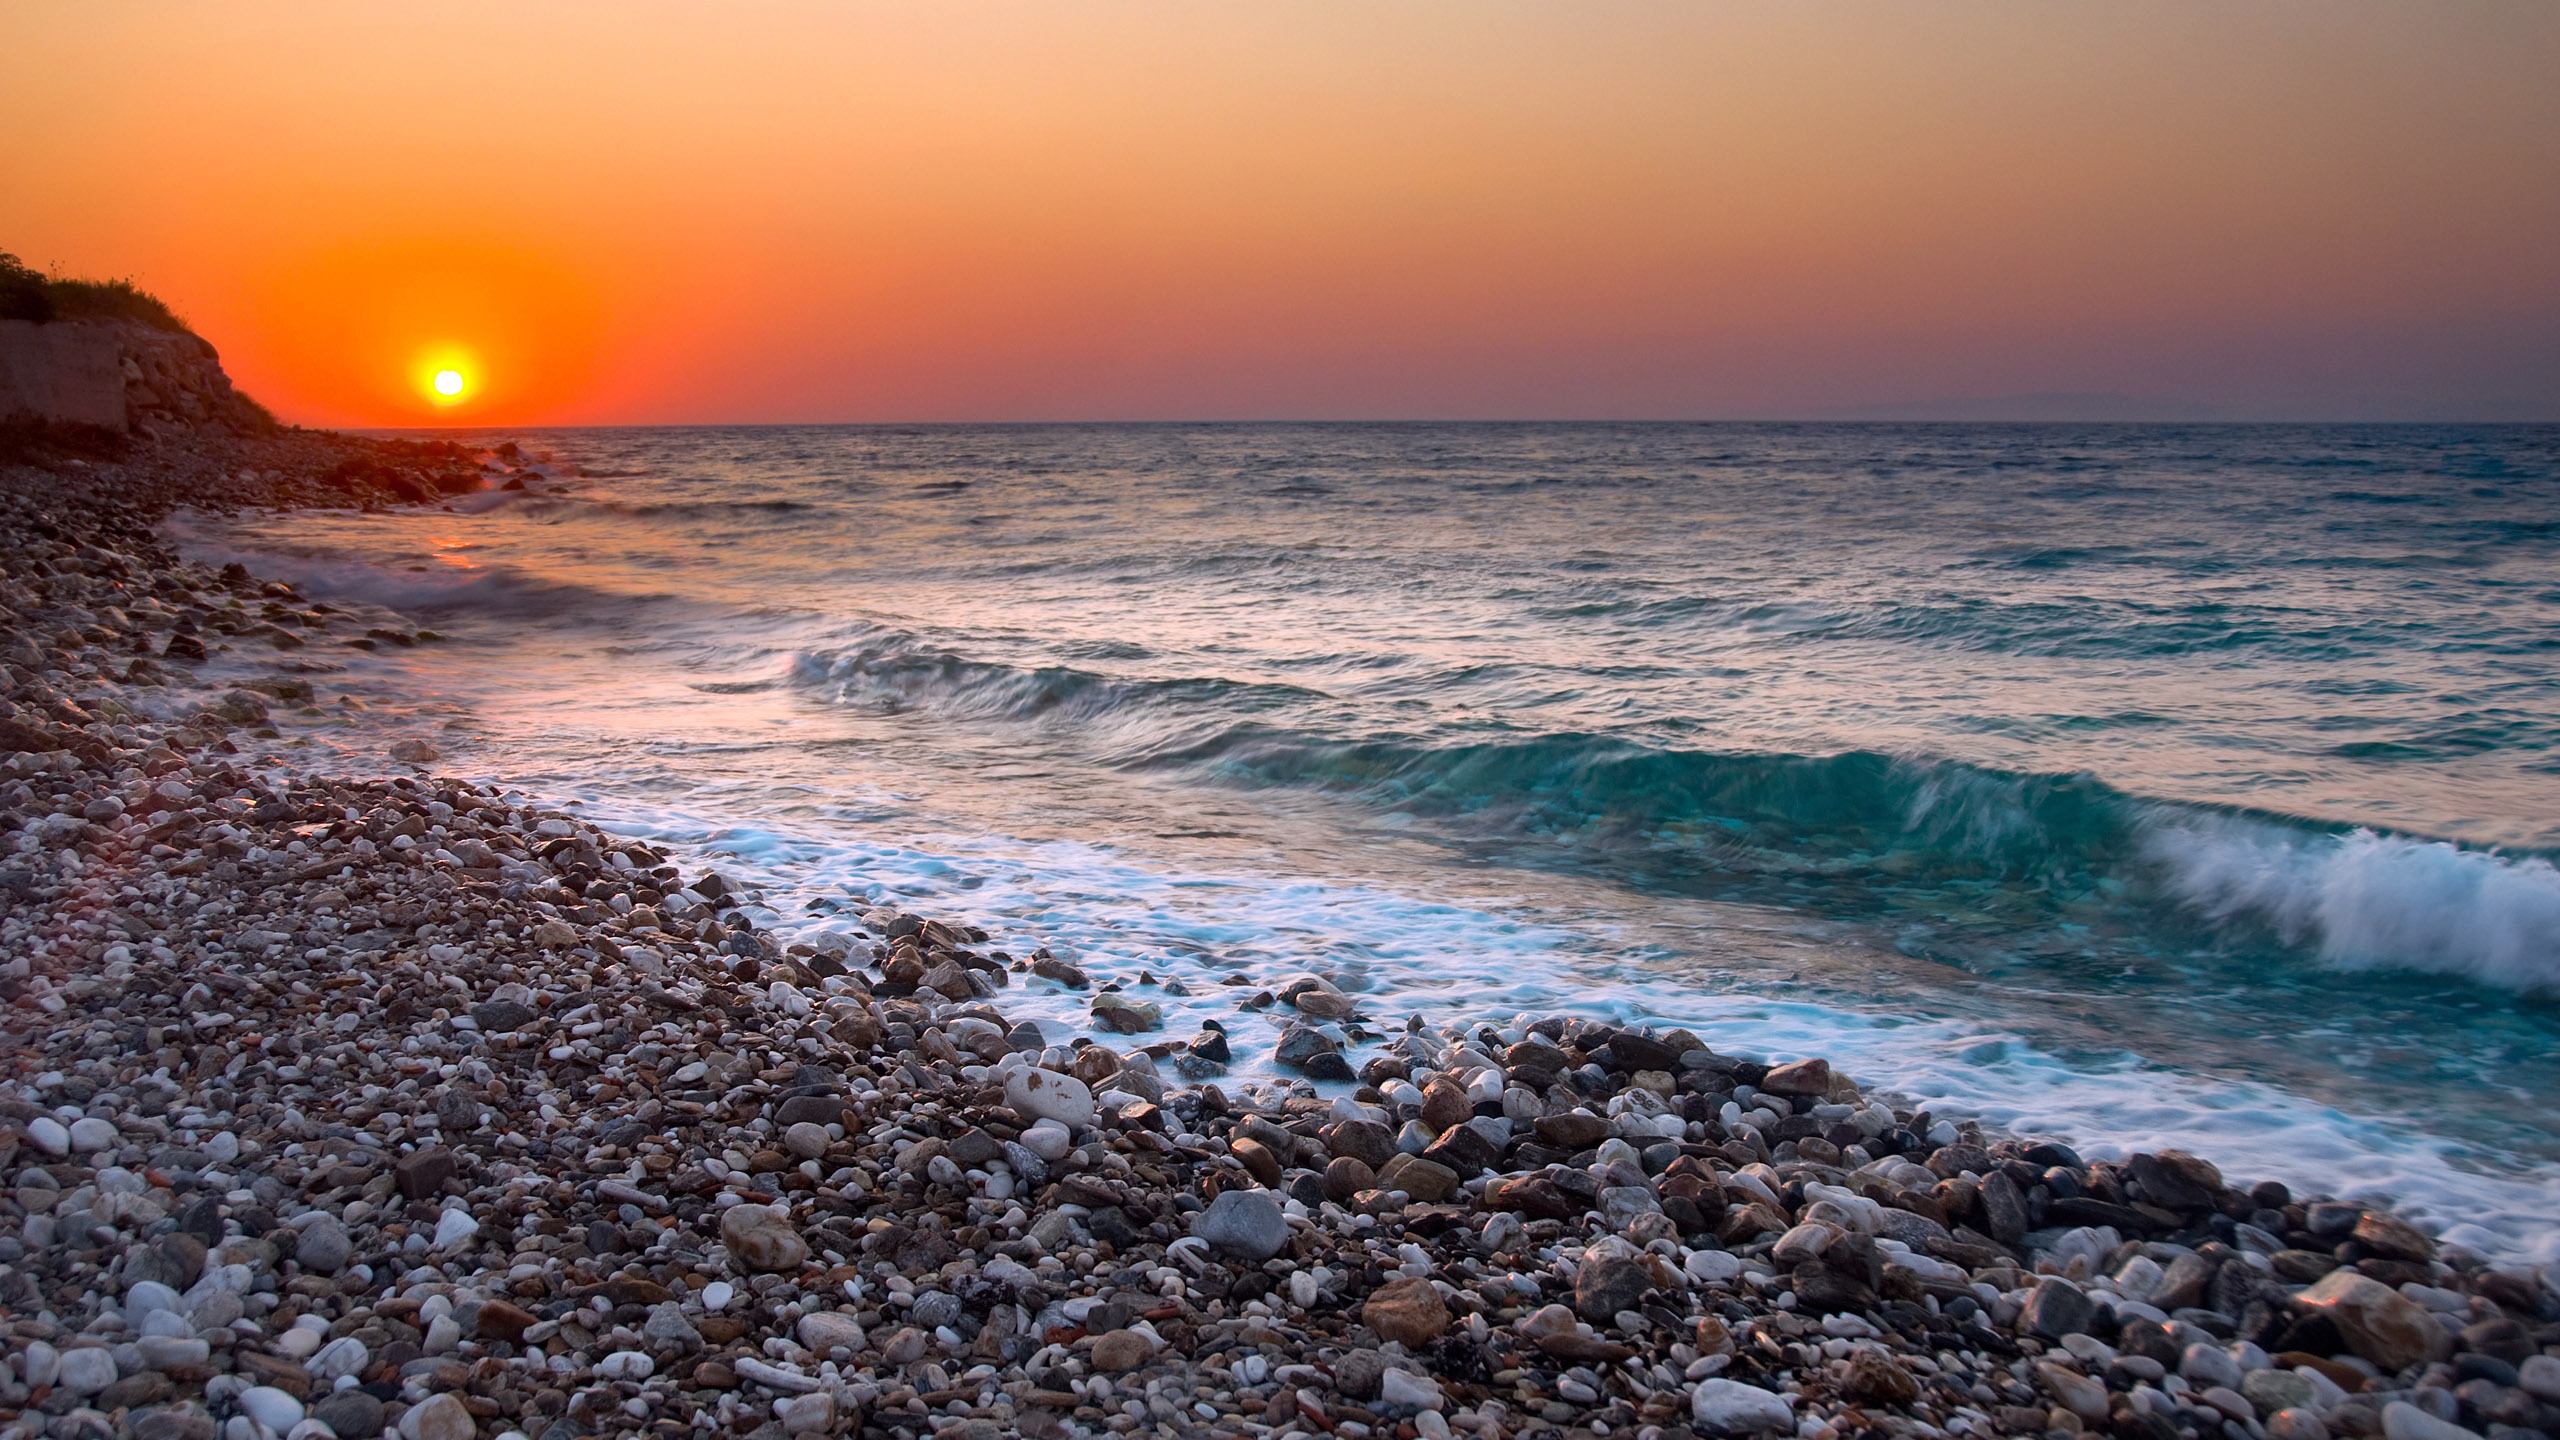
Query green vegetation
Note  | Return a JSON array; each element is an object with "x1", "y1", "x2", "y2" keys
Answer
[{"x1": 0, "y1": 251, "x2": 190, "y2": 332}]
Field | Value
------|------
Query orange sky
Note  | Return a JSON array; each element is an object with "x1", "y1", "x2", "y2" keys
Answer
[{"x1": 7, "y1": 2, "x2": 2558, "y2": 424}]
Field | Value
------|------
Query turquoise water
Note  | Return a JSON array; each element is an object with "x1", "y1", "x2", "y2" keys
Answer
[{"x1": 195, "y1": 423, "x2": 2560, "y2": 1257}]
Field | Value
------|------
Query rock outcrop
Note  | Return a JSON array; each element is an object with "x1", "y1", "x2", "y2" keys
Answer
[{"x1": 0, "y1": 317, "x2": 269, "y2": 435}]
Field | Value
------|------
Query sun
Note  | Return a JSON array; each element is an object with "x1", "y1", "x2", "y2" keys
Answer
[{"x1": 413, "y1": 345, "x2": 482, "y2": 411}]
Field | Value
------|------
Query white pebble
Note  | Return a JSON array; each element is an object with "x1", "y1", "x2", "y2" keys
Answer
[
  {"x1": 596, "y1": 1351, "x2": 655, "y2": 1381},
  {"x1": 238, "y1": 1385, "x2": 307, "y2": 1433},
  {"x1": 433, "y1": 1209, "x2": 481, "y2": 1249}
]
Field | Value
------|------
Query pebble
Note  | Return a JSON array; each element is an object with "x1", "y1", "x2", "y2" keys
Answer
[
  {"x1": 596, "y1": 1348, "x2": 655, "y2": 1379},
  {"x1": 56, "y1": 1345, "x2": 118, "y2": 1395},
  {"x1": 2183, "y1": 1340, "x2": 2246, "y2": 1389},
  {"x1": 1191, "y1": 1186, "x2": 1289, "y2": 1259},
  {"x1": 1693, "y1": 1377, "x2": 1795, "y2": 1432},
  {"x1": 307, "y1": 1336, "x2": 368, "y2": 1382},
  {"x1": 2035, "y1": 1360, "x2": 2109, "y2": 1421},
  {"x1": 1002, "y1": 1065, "x2": 1095, "y2": 1128},
  {"x1": 430, "y1": 1207, "x2": 479, "y2": 1248},
  {"x1": 399, "y1": 1392, "x2": 476, "y2": 1440},
  {"x1": 237, "y1": 1385, "x2": 306, "y2": 1433},
  {"x1": 795, "y1": 1310, "x2": 866, "y2": 1353},
  {"x1": 2382, "y1": 1401, "x2": 2487, "y2": 1440},
  {"x1": 1091, "y1": 1327, "x2": 1153, "y2": 1371},
  {"x1": 2270, "y1": 1408, "x2": 2333, "y2": 1440},
  {"x1": 776, "y1": 1392, "x2": 836, "y2": 1434},
  {"x1": 1362, "y1": 1275, "x2": 1452, "y2": 1346},
  {"x1": 719, "y1": 1201, "x2": 811, "y2": 1272},
  {"x1": 1380, "y1": 1366, "x2": 1445, "y2": 1410}
]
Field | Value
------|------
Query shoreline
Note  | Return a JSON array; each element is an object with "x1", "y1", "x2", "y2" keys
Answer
[{"x1": 2, "y1": 438, "x2": 2556, "y2": 1440}]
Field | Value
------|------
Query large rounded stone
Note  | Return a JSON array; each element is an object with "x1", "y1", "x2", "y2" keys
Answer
[
  {"x1": 1003, "y1": 1067, "x2": 1095, "y2": 1129},
  {"x1": 796, "y1": 1311, "x2": 866, "y2": 1355},
  {"x1": 1325, "y1": 1118, "x2": 1396, "y2": 1170},
  {"x1": 1417, "y1": 1078, "x2": 1472, "y2": 1134},
  {"x1": 2297, "y1": 1272, "x2": 2447, "y2": 1372},
  {"x1": 399, "y1": 1392, "x2": 475, "y2": 1440},
  {"x1": 237, "y1": 1386, "x2": 305, "y2": 1434},
  {"x1": 1361, "y1": 1277, "x2": 1451, "y2": 1347},
  {"x1": 1758, "y1": 1059, "x2": 1831, "y2": 1097},
  {"x1": 295, "y1": 1216, "x2": 352, "y2": 1274},
  {"x1": 1693, "y1": 1378, "x2": 1793, "y2": 1433},
  {"x1": 1573, "y1": 1254, "x2": 1652, "y2": 1322},
  {"x1": 56, "y1": 1347, "x2": 118, "y2": 1396},
  {"x1": 313, "y1": 1391, "x2": 386, "y2": 1439},
  {"x1": 1091, "y1": 1329, "x2": 1153, "y2": 1372},
  {"x1": 719, "y1": 1203, "x2": 811, "y2": 1273},
  {"x1": 1191, "y1": 1188, "x2": 1288, "y2": 1261}
]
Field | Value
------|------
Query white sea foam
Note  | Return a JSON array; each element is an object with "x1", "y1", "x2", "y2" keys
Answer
[
  {"x1": 2149, "y1": 816, "x2": 2560, "y2": 992},
  {"x1": 536, "y1": 782, "x2": 2560, "y2": 1264}
]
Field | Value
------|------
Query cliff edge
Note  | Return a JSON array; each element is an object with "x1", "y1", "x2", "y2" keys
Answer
[{"x1": 0, "y1": 251, "x2": 271, "y2": 437}]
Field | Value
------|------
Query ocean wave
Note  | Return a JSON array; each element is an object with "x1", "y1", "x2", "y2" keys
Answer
[
  {"x1": 778, "y1": 633, "x2": 2559, "y2": 988},
  {"x1": 2149, "y1": 820, "x2": 2560, "y2": 991},
  {"x1": 164, "y1": 523, "x2": 677, "y2": 619},
  {"x1": 787, "y1": 635, "x2": 1329, "y2": 734}
]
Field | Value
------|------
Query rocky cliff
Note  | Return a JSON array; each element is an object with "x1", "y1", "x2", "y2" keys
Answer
[{"x1": 0, "y1": 317, "x2": 269, "y2": 436}]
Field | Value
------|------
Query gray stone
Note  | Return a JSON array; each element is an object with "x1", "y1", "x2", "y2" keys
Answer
[
  {"x1": 400, "y1": 1391, "x2": 475, "y2": 1440},
  {"x1": 1191, "y1": 1188, "x2": 1288, "y2": 1260},
  {"x1": 1573, "y1": 1255, "x2": 1652, "y2": 1322},
  {"x1": 2022, "y1": 1276, "x2": 2099, "y2": 1340},
  {"x1": 2381, "y1": 1402, "x2": 2483, "y2": 1440},
  {"x1": 308, "y1": 1335, "x2": 369, "y2": 1382},
  {"x1": 1333, "y1": 1348, "x2": 1387, "y2": 1399},
  {"x1": 124, "y1": 1232, "x2": 207, "y2": 1291},
  {"x1": 1693, "y1": 1378, "x2": 1794, "y2": 1433},
  {"x1": 295, "y1": 1215, "x2": 352, "y2": 1274},
  {"x1": 312, "y1": 1389, "x2": 386, "y2": 1439},
  {"x1": 236, "y1": 1386, "x2": 305, "y2": 1433},
  {"x1": 57, "y1": 1346, "x2": 118, "y2": 1394},
  {"x1": 2181, "y1": 1342, "x2": 2243, "y2": 1391},
  {"x1": 130, "y1": 1410, "x2": 219, "y2": 1440},
  {"x1": 469, "y1": 998, "x2": 536, "y2": 1032},
  {"x1": 645, "y1": 1302, "x2": 703, "y2": 1350}
]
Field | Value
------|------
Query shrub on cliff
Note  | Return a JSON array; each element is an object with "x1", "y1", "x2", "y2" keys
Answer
[{"x1": 0, "y1": 250, "x2": 190, "y2": 332}]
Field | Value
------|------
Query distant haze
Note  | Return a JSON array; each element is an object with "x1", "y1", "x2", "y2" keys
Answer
[
  {"x1": 6, "y1": 2, "x2": 2556, "y2": 425},
  {"x1": 1817, "y1": 394, "x2": 2235, "y2": 423}
]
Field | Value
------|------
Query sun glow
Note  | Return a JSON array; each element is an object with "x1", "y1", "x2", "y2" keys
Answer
[{"x1": 413, "y1": 345, "x2": 480, "y2": 410}]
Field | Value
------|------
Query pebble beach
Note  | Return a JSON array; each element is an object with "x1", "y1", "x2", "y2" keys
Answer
[{"x1": 4, "y1": 429, "x2": 2559, "y2": 1440}]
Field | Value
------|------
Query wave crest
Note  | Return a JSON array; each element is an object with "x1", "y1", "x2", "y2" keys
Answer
[
  {"x1": 785, "y1": 634, "x2": 2560, "y2": 991},
  {"x1": 2150, "y1": 821, "x2": 2560, "y2": 990}
]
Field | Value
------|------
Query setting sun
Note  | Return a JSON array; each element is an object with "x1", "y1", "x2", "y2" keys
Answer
[{"x1": 411, "y1": 343, "x2": 482, "y2": 411}]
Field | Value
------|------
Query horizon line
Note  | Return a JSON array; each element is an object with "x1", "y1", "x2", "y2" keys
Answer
[{"x1": 341, "y1": 414, "x2": 2560, "y2": 431}]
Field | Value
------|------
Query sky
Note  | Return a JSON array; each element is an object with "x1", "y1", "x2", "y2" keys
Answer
[{"x1": 6, "y1": 2, "x2": 2558, "y2": 426}]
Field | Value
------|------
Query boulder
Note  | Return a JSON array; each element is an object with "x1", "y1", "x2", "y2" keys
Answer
[{"x1": 2296, "y1": 1271, "x2": 2448, "y2": 1372}]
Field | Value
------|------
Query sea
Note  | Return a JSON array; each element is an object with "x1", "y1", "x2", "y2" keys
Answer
[{"x1": 180, "y1": 422, "x2": 2560, "y2": 1262}]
